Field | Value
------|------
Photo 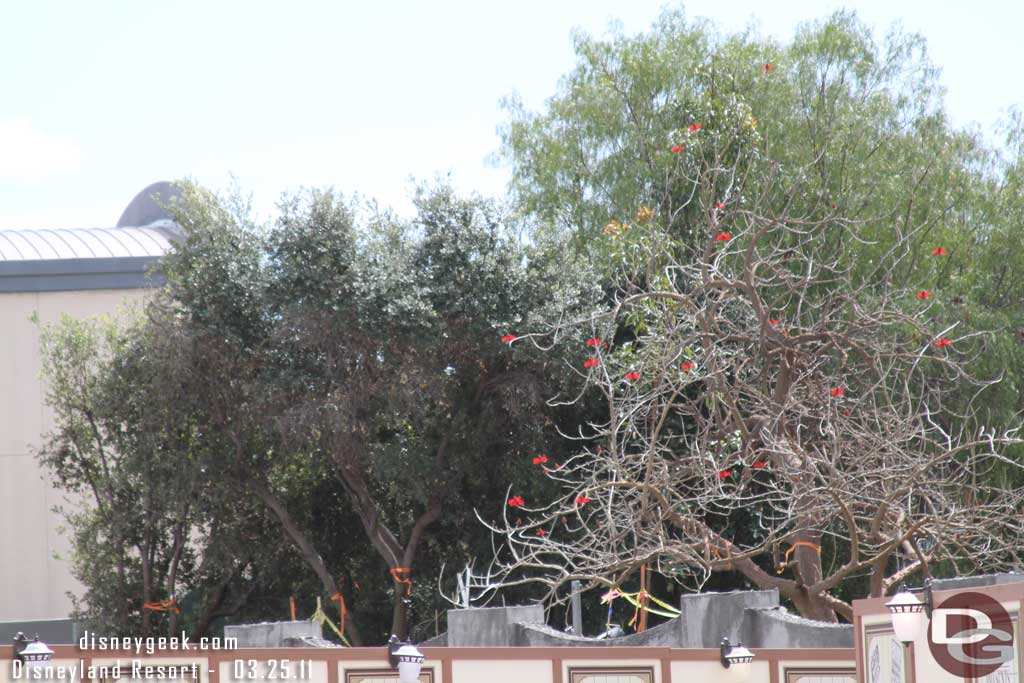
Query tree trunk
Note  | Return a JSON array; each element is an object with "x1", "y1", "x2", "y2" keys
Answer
[
  {"x1": 248, "y1": 479, "x2": 364, "y2": 645},
  {"x1": 784, "y1": 527, "x2": 837, "y2": 623},
  {"x1": 165, "y1": 514, "x2": 188, "y2": 635},
  {"x1": 139, "y1": 543, "x2": 153, "y2": 636},
  {"x1": 390, "y1": 589, "x2": 410, "y2": 640}
]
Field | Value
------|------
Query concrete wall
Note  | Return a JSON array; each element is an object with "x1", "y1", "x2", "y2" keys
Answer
[
  {"x1": 677, "y1": 589, "x2": 780, "y2": 647},
  {"x1": 742, "y1": 608, "x2": 854, "y2": 648},
  {"x1": 446, "y1": 605, "x2": 544, "y2": 647},
  {"x1": 0, "y1": 288, "x2": 149, "y2": 622},
  {"x1": 0, "y1": 619, "x2": 78, "y2": 645},
  {"x1": 223, "y1": 621, "x2": 327, "y2": 648},
  {"x1": 442, "y1": 591, "x2": 853, "y2": 649},
  {"x1": 513, "y1": 615, "x2": 681, "y2": 647}
]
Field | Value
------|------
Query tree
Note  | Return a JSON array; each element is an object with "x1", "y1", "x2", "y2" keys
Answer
[
  {"x1": 485, "y1": 106, "x2": 1024, "y2": 623},
  {"x1": 37, "y1": 313, "x2": 278, "y2": 637},
  {"x1": 144, "y1": 181, "x2": 596, "y2": 641},
  {"x1": 501, "y1": 4, "x2": 1024, "y2": 433}
]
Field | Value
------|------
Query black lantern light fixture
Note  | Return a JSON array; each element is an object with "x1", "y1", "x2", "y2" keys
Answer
[
  {"x1": 12, "y1": 633, "x2": 55, "y2": 672},
  {"x1": 387, "y1": 634, "x2": 425, "y2": 683},
  {"x1": 720, "y1": 636, "x2": 755, "y2": 669}
]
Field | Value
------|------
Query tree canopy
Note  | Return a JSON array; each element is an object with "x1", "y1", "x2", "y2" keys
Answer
[
  {"x1": 483, "y1": 7, "x2": 1024, "y2": 623},
  {"x1": 40, "y1": 183, "x2": 599, "y2": 641},
  {"x1": 37, "y1": 6, "x2": 1024, "y2": 639}
]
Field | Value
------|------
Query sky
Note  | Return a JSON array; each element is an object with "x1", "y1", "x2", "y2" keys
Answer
[{"x1": 1, "y1": 0, "x2": 1021, "y2": 230}]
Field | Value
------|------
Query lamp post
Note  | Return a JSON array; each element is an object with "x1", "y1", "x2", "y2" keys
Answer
[
  {"x1": 387, "y1": 635, "x2": 425, "y2": 683},
  {"x1": 12, "y1": 633, "x2": 54, "y2": 673},
  {"x1": 886, "y1": 579, "x2": 933, "y2": 644},
  {"x1": 719, "y1": 637, "x2": 755, "y2": 669}
]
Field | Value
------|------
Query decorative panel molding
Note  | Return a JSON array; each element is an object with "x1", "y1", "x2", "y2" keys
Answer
[{"x1": 567, "y1": 666, "x2": 654, "y2": 683}]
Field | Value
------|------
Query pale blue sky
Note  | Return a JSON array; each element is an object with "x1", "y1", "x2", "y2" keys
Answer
[{"x1": 1, "y1": 0, "x2": 1020, "y2": 229}]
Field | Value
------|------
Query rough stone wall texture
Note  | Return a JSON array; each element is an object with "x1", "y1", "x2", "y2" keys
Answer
[
  {"x1": 677, "y1": 589, "x2": 780, "y2": 647},
  {"x1": 741, "y1": 607, "x2": 853, "y2": 648},
  {"x1": 441, "y1": 590, "x2": 853, "y2": 648},
  {"x1": 446, "y1": 605, "x2": 545, "y2": 647},
  {"x1": 224, "y1": 621, "x2": 324, "y2": 648}
]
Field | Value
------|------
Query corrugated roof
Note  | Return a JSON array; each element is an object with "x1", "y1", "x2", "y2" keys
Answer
[{"x1": 0, "y1": 223, "x2": 177, "y2": 261}]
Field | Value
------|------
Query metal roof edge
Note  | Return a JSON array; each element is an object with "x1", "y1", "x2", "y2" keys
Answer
[{"x1": 0, "y1": 256, "x2": 165, "y2": 292}]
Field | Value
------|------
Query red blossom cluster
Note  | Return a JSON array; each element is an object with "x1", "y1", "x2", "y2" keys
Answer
[
  {"x1": 583, "y1": 358, "x2": 599, "y2": 369},
  {"x1": 716, "y1": 232, "x2": 732, "y2": 242},
  {"x1": 533, "y1": 455, "x2": 548, "y2": 465},
  {"x1": 688, "y1": 123, "x2": 702, "y2": 133},
  {"x1": 681, "y1": 361, "x2": 695, "y2": 372},
  {"x1": 715, "y1": 202, "x2": 726, "y2": 210},
  {"x1": 501, "y1": 334, "x2": 517, "y2": 344},
  {"x1": 935, "y1": 338, "x2": 952, "y2": 347},
  {"x1": 762, "y1": 63, "x2": 774, "y2": 72},
  {"x1": 752, "y1": 461, "x2": 768, "y2": 469},
  {"x1": 830, "y1": 387, "x2": 846, "y2": 397},
  {"x1": 932, "y1": 246, "x2": 947, "y2": 256},
  {"x1": 574, "y1": 495, "x2": 591, "y2": 505},
  {"x1": 507, "y1": 496, "x2": 525, "y2": 508},
  {"x1": 717, "y1": 470, "x2": 731, "y2": 480},
  {"x1": 586, "y1": 337, "x2": 602, "y2": 347},
  {"x1": 916, "y1": 291, "x2": 932, "y2": 299},
  {"x1": 671, "y1": 145, "x2": 685, "y2": 153},
  {"x1": 625, "y1": 371, "x2": 640, "y2": 381}
]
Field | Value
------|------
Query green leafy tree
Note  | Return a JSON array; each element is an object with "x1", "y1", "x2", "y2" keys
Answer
[
  {"x1": 38, "y1": 314, "x2": 279, "y2": 637},
  {"x1": 143, "y1": 181, "x2": 597, "y2": 642}
]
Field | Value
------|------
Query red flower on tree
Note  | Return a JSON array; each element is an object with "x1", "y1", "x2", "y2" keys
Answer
[
  {"x1": 830, "y1": 387, "x2": 846, "y2": 397},
  {"x1": 681, "y1": 361, "x2": 695, "y2": 371},
  {"x1": 762, "y1": 63, "x2": 774, "y2": 72},
  {"x1": 508, "y1": 496, "x2": 525, "y2": 508},
  {"x1": 536, "y1": 528, "x2": 547, "y2": 536},
  {"x1": 532, "y1": 455, "x2": 549, "y2": 465},
  {"x1": 501, "y1": 334, "x2": 517, "y2": 344},
  {"x1": 935, "y1": 338, "x2": 952, "y2": 347},
  {"x1": 688, "y1": 123, "x2": 702, "y2": 133},
  {"x1": 717, "y1": 470, "x2": 731, "y2": 480},
  {"x1": 625, "y1": 371, "x2": 641, "y2": 381},
  {"x1": 583, "y1": 358, "x2": 599, "y2": 369},
  {"x1": 916, "y1": 291, "x2": 932, "y2": 299},
  {"x1": 932, "y1": 246, "x2": 948, "y2": 256},
  {"x1": 671, "y1": 145, "x2": 685, "y2": 153},
  {"x1": 753, "y1": 461, "x2": 768, "y2": 469},
  {"x1": 715, "y1": 202, "x2": 726, "y2": 210},
  {"x1": 769, "y1": 318, "x2": 780, "y2": 326},
  {"x1": 575, "y1": 495, "x2": 591, "y2": 505},
  {"x1": 586, "y1": 337, "x2": 602, "y2": 347},
  {"x1": 715, "y1": 232, "x2": 732, "y2": 242}
]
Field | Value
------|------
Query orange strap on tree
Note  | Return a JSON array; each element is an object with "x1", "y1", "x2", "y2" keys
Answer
[
  {"x1": 329, "y1": 591, "x2": 347, "y2": 636},
  {"x1": 637, "y1": 565, "x2": 649, "y2": 632},
  {"x1": 391, "y1": 567, "x2": 413, "y2": 596},
  {"x1": 290, "y1": 596, "x2": 297, "y2": 621},
  {"x1": 776, "y1": 541, "x2": 822, "y2": 574},
  {"x1": 143, "y1": 598, "x2": 180, "y2": 614}
]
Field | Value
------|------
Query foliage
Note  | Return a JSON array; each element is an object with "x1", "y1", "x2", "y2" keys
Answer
[
  {"x1": 485, "y1": 9, "x2": 1024, "y2": 622},
  {"x1": 37, "y1": 181, "x2": 600, "y2": 642}
]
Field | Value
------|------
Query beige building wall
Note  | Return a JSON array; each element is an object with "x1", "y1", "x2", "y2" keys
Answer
[{"x1": 0, "y1": 288, "x2": 149, "y2": 621}]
